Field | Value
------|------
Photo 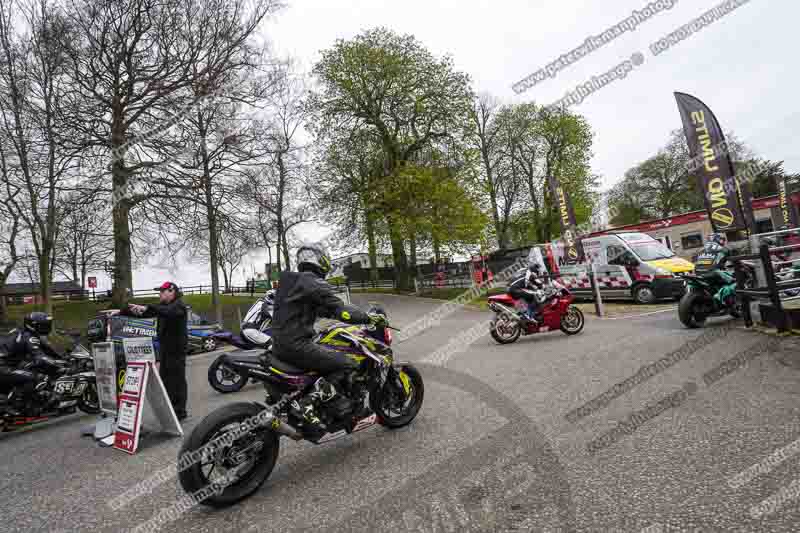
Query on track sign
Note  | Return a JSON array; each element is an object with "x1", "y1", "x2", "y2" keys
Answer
[{"x1": 112, "y1": 359, "x2": 183, "y2": 454}]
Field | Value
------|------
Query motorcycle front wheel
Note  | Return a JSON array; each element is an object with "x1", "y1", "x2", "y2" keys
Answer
[
  {"x1": 178, "y1": 402, "x2": 279, "y2": 508},
  {"x1": 678, "y1": 292, "x2": 709, "y2": 328},
  {"x1": 208, "y1": 356, "x2": 247, "y2": 393},
  {"x1": 490, "y1": 314, "x2": 521, "y2": 344},
  {"x1": 375, "y1": 364, "x2": 424, "y2": 429},
  {"x1": 78, "y1": 382, "x2": 101, "y2": 414}
]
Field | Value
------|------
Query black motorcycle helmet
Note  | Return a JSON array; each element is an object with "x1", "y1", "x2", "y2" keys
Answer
[
  {"x1": 707, "y1": 232, "x2": 727, "y2": 247},
  {"x1": 24, "y1": 312, "x2": 53, "y2": 336}
]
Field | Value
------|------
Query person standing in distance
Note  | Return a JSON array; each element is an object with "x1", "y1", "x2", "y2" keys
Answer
[{"x1": 128, "y1": 281, "x2": 189, "y2": 421}]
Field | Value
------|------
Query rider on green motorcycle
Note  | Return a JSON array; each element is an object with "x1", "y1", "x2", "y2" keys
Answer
[{"x1": 693, "y1": 233, "x2": 733, "y2": 304}]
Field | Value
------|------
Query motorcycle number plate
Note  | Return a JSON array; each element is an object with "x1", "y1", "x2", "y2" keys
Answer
[
  {"x1": 54, "y1": 381, "x2": 74, "y2": 394},
  {"x1": 352, "y1": 413, "x2": 378, "y2": 432},
  {"x1": 72, "y1": 382, "x2": 87, "y2": 395}
]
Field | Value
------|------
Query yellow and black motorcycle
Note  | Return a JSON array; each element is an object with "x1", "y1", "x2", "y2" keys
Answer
[{"x1": 177, "y1": 305, "x2": 423, "y2": 507}]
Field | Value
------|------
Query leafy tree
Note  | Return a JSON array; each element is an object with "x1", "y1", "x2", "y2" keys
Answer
[{"x1": 308, "y1": 27, "x2": 473, "y2": 290}]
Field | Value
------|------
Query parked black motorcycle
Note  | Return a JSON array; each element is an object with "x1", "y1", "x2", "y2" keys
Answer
[
  {"x1": 178, "y1": 306, "x2": 423, "y2": 507},
  {"x1": 208, "y1": 295, "x2": 274, "y2": 393},
  {"x1": 0, "y1": 330, "x2": 99, "y2": 431},
  {"x1": 207, "y1": 332, "x2": 273, "y2": 393}
]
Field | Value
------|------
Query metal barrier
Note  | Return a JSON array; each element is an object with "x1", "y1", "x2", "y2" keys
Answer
[
  {"x1": 416, "y1": 273, "x2": 475, "y2": 290},
  {"x1": 733, "y1": 227, "x2": 800, "y2": 332},
  {"x1": 329, "y1": 279, "x2": 396, "y2": 291}
]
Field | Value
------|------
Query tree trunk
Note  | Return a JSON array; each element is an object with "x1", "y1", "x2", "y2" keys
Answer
[
  {"x1": 111, "y1": 102, "x2": 133, "y2": 307},
  {"x1": 0, "y1": 275, "x2": 7, "y2": 321},
  {"x1": 112, "y1": 197, "x2": 133, "y2": 307},
  {"x1": 265, "y1": 241, "x2": 273, "y2": 281},
  {"x1": 365, "y1": 211, "x2": 379, "y2": 283},
  {"x1": 281, "y1": 231, "x2": 291, "y2": 271},
  {"x1": 409, "y1": 234, "x2": 417, "y2": 278},
  {"x1": 221, "y1": 267, "x2": 230, "y2": 292},
  {"x1": 200, "y1": 119, "x2": 223, "y2": 325},
  {"x1": 388, "y1": 221, "x2": 411, "y2": 291},
  {"x1": 275, "y1": 210, "x2": 284, "y2": 272},
  {"x1": 433, "y1": 236, "x2": 441, "y2": 263},
  {"x1": 529, "y1": 178, "x2": 544, "y2": 243},
  {"x1": 38, "y1": 246, "x2": 52, "y2": 313}
]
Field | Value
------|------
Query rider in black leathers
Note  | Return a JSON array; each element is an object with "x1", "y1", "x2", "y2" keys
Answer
[
  {"x1": 693, "y1": 233, "x2": 732, "y2": 275},
  {"x1": 692, "y1": 233, "x2": 734, "y2": 303},
  {"x1": 508, "y1": 261, "x2": 548, "y2": 323},
  {"x1": 0, "y1": 312, "x2": 67, "y2": 414},
  {"x1": 270, "y1": 242, "x2": 386, "y2": 434}
]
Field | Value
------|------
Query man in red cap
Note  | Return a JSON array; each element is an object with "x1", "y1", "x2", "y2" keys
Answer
[{"x1": 128, "y1": 281, "x2": 189, "y2": 420}]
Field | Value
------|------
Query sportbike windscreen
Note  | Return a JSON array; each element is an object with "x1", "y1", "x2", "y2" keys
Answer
[{"x1": 243, "y1": 299, "x2": 265, "y2": 325}]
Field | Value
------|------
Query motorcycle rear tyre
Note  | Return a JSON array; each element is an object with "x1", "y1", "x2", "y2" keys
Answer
[{"x1": 490, "y1": 316, "x2": 521, "y2": 344}]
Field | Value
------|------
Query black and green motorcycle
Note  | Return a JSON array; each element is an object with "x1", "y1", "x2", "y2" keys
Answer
[{"x1": 678, "y1": 267, "x2": 753, "y2": 328}]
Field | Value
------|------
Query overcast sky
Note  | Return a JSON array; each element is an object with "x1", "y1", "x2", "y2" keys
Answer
[{"x1": 123, "y1": 0, "x2": 796, "y2": 292}]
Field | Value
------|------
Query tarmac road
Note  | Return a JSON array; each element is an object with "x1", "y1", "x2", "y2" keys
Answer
[{"x1": 2, "y1": 294, "x2": 800, "y2": 532}]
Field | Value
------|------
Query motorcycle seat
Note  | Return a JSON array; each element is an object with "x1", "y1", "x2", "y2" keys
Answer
[
  {"x1": 266, "y1": 354, "x2": 308, "y2": 375},
  {"x1": 220, "y1": 351, "x2": 262, "y2": 364}
]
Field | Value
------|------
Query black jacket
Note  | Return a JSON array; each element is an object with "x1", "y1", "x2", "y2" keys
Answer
[
  {"x1": 0, "y1": 328, "x2": 61, "y2": 365},
  {"x1": 694, "y1": 242, "x2": 731, "y2": 274},
  {"x1": 271, "y1": 271, "x2": 370, "y2": 348},
  {"x1": 138, "y1": 299, "x2": 188, "y2": 357},
  {"x1": 508, "y1": 270, "x2": 545, "y2": 292}
]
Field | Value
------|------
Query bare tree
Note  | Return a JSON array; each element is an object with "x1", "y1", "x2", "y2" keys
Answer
[
  {"x1": 64, "y1": 0, "x2": 281, "y2": 306},
  {"x1": 145, "y1": 33, "x2": 279, "y2": 323},
  {"x1": 216, "y1": 220, "x2": 254, "y2": 291},
  {"x1": 242, "y1": 67, "x2": 312, "y2": 271},
  {"x1": 0, "y1": 146, "x2": 21, "y2": 319},
  {"x1": 54, "y1": 194, "x2": 113, "y2": 290},
  {"x1": 0, "y1": 0, "x2": 80, "y2": 313}
]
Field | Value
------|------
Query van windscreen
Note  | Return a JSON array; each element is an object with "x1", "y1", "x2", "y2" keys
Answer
[{"x1": 622, "y1": 237, "x2": 675, "y2": 261}]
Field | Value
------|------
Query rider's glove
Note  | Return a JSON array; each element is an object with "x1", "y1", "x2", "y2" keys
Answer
[{"x1": 368, "y1": 313, "x2": 388, "y2": 327}]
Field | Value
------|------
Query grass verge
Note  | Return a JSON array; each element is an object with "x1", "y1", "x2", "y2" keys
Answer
[{"x1": 1, "y1": 294, "x2": 262, "y2": 350}]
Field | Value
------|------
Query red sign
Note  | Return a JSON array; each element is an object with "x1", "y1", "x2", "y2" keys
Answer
[
  {"x1": 113, "y1": 361, "x2": 149, "y2": 454},
  {"x1": 88, "y1": 277, "x2": 97, "y2": 289}
]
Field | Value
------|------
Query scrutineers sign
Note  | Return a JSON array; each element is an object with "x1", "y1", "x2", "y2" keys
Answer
[{"x1": 123, "y1": 337, "x2": 156, "y2": 363}]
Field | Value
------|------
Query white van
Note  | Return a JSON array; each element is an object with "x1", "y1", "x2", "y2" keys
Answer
[{"x1": 547, "y1": 232, "x2": 695, "y2": 304}]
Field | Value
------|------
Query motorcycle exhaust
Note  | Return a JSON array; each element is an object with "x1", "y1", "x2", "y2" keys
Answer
[
  {"x1": 490, "y1": 302, "x2": 520, "y2": 320},
  {"x1": 252, "y1": 402, "x2": 303, "y2": 441}
]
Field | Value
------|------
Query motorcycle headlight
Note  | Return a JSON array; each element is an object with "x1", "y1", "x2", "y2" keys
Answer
[{"x1": 655, "y1": 267, "x2": 671, "y2": 277}]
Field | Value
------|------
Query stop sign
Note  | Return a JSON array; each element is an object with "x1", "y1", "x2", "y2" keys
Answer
[{"x1": 88, "y1": 277, "x2": 97, "y2": 288}]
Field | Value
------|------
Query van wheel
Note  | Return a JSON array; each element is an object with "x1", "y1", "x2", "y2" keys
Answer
[{"x1": 633, "y1": 284, "x2": 656, "y2": 304}]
